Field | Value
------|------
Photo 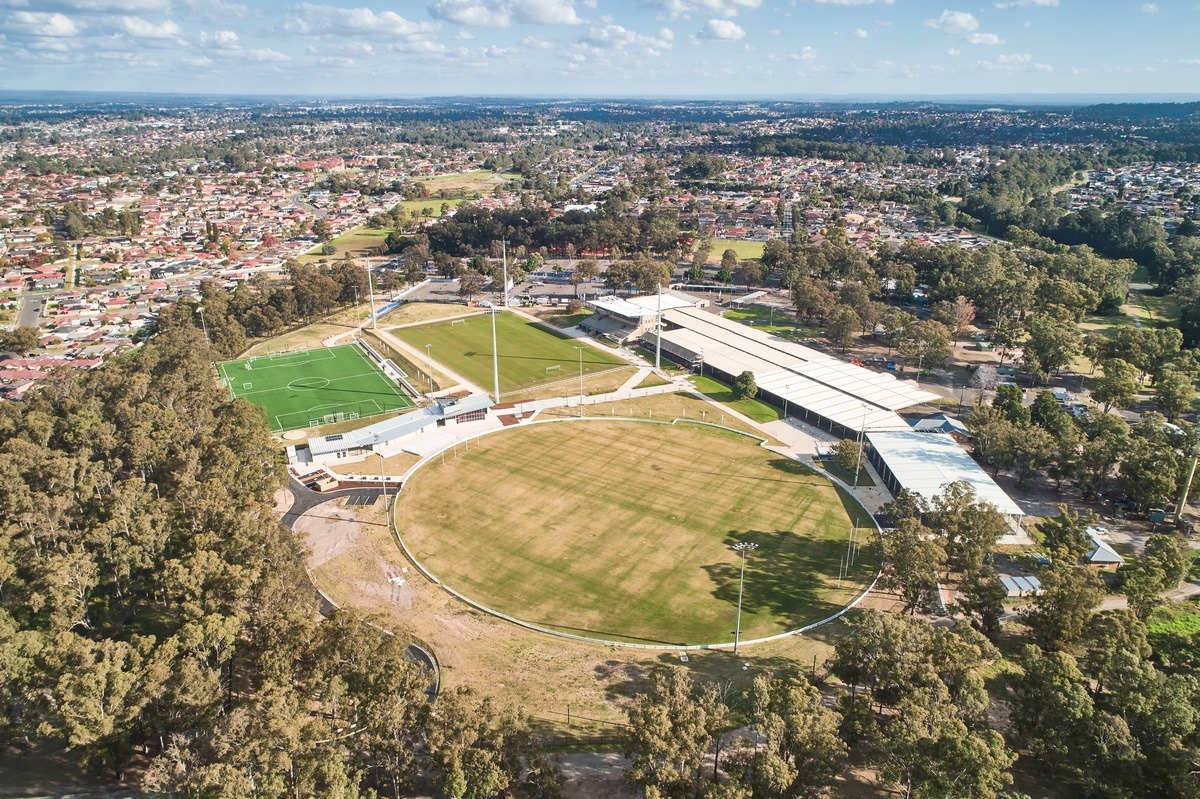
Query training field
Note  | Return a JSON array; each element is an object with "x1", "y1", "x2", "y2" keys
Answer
[
  {"x1": 396, "y1": 421, "x2": 876, "y2": 645},
  {"x1": 392, "y1": 311, "x2": 627, "y2": 395},
  {"x1": 217, "y1": 344, "x2": 415, "y2": 432}
]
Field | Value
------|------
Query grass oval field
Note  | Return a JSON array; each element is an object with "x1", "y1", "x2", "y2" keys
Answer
[{"x1": 395, "y1": 420, "x2": 878, "y2": 645}]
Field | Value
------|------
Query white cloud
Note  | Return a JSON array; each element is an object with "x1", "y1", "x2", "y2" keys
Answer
[
  {"x1": 925, "y1": 9, "x2": 1003, "y2": 45},
  {"x1": 247, "y1": 47, "x2": 290, "y2": 61},
  {"x1": 580, "y1": 20, "x2": 672, "y2": 51},
  {"x1": 924, "y1": 10, "x2": 979, "y2": 34},
  {"x1": 199, "y1": 29, "x2": 239, "y2": 47},
  {"x1": 455, "y1": 28, "x2": 475, "y2": 38},
  {"x1": 285, "y1": 4, "x2": 442, "y2": 47},
  {"x1": 804, "y1": 0, "x2": 893, "y2": 5},
  {"x1": 993, "y1": 0, "x2": 1057, "y2": 8},
  {"x1": 972, "y1": 51, "x2": 1053, "y2": 73},
  {"x1": 428, "y1": 0, "x2": 508, "y2": 26},
  {"x1": 651, "y1": 0, "x2": 761, "y2": 19},
  {"x1": 181, "y1": 0, "x2": 248, "y2": 20},
  {"x1": 768, "y1": 45, "x2": 816, "y2": 61},
  {"x1": 1142, "y1": 2, "x2": 1158, "y2": 11},
  {"x1": 697, "y1": 17, "x2": 744, "y2": 39},
  {"x1": 946, "y1": 47, "x2": 961, "y2": 55},
  {"x1": 513, "y1": 0, "x2": 582, "y2": 24},
  {"x1": 428, "y1": 0, "x2": 582, "y2": 27},
  {"x1": 7, "y1": 10, "x2": 80, "y2": 36},
  {"x1": 121, "y1": 15, "x2": 181, "y2": 38},
  {"x1": 6, "y1": 0, "x2": 170, "y2": 10},
  {"x1": 853, "y1": 27, "x2": 867, "y2": 37},
  {"x1": 767, "y1": 27, "x2": 780, "y2": 35}
]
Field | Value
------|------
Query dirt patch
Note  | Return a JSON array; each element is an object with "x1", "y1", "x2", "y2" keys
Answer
[
  {"x1": 272, "y1": 487, "x2": 294, "y2": 518},
  {"x1": 298, "y1": 503, "x2": 362, "y2": 569}
]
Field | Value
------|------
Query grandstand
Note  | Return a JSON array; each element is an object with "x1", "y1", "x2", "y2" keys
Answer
[{"x1": 642, "y1": 305, "x2": 939, "y2": 435}]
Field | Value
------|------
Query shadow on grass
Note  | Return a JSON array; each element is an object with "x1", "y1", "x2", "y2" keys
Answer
[{"x1": 702, "y1": 529, "x2": 877, "y2": 640}]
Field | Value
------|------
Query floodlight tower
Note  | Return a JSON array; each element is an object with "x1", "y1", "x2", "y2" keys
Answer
[
  {"x1": 854, "y1": 402, "x2": 869, "y2": 490},
  {"x1": 501, "y1": 239, "x2": 509, "y2": 309},
  {"x1": 491, "y1": 306, "x2": 501, "y2": 404},
  {"x1": 573, "y1": 345, "x2": 585, "y2": 417},
  {"x1": 732, "y1": 541, "x2": 758, "y2": 654},
  {"x1": 367, "y1": 262, "x2": 376, "y2": 328}
]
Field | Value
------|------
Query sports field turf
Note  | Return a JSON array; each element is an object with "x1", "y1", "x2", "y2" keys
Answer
[
  {"x1": 392, "y1": 311, "x2": 627, "y2": 396},
  {"x1": 217, "y1": 344, "x2": 415, "y2": 432},
  {"x1": 396, "y1": 420, "x2": 877, "y2": 645}
]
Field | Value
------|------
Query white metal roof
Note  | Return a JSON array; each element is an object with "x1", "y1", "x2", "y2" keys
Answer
[
  {"x1": 730, "y1": 290, "x2": 767, "y2": 305},
  {"x1": 756, "y1": 370, "x2": 913, "y2": 432},
  {"x1": 307, "y1": 393, "x2": 491, "y2": 457},
  {"x1": 867, "y1": 431, "x2": 1024, "y2": 517},
  {"x1": 1086, "y1": 528, "x2": 1125, "y2": 565},
  {"x1": 589, "y1": 293, "x2": 695, "y2": 321},
  {"x1": 650, "y1": 306, "x2": 939, "y2": 433}
]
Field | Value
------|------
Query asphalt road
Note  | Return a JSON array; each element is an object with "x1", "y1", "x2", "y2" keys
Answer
[
  {"x1": 283, "y1": 476, "x2": 440, "y2": 698},
  {"x1": 17, "y1": 294, "x2": 43, "y2": 328}
]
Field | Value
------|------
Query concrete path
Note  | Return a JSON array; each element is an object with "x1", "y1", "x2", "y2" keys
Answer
[{"x1": 616, "y1": 366, "x2": 652, "y2": 393}]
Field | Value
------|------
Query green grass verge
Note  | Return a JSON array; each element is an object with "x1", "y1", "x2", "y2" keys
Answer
[
  {"x1": 394, "y1": 198, "x2": 466, "y2": 218},
  {"x1": 395, "y1": 420, "x2": 875, "y2": 644},
  {"x1": 216, "y1": 344, "x2": 415, "y2": 432},
  {"x1": 691, "y1": 375, "x2": 784, "y2": 424},
  {"x1": 722, "y1": 305, "x2": 809, "y2": 338},
  {"x1": 392, "y1": 311, "x2": 626, "y2": 395},
  {"x1": 635, "y1": 373, "x2": 672, "y2": 390},
  {"x1": 709, "y1": 239, "x2": 765, "y2": 261},
  {"x1": 814, "y1": 458, "x2": 876, "y2": 488}
]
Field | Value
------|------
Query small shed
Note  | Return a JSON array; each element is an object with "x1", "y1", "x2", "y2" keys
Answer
[
  {"x1": 999, "y1": 574, "x2": 1043, "y2": 598},
  {"x1": 1085, "y1": 527, "x2": 1124, "y2": 569}
]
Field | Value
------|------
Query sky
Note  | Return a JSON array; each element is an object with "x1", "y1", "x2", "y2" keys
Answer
[{"x1": 1, "y1": 0, "x2": 1199, "y2": 98}]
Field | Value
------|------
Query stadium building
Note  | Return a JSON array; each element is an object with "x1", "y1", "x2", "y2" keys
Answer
[
  {"x1": 641, "y1": 305, "x2": 939, "y2": 436},
  {"x1": 289, "y1": 393, "x2": 493, "y2": 467}
]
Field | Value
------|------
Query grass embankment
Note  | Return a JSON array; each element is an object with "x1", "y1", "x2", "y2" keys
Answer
[
  {"x1": 723, "y1": 304, "x2": 820, "y2": 339},
  {"x1": 690, "y1": 375, "x2": 784, "y2": 424}
]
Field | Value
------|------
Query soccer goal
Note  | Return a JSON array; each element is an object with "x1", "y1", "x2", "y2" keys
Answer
[
  {"x1": 545, "y1": 365, "x2": 561, "y2": 375},
  {"x1": 450, "y1": 319, "x2": 468, "y2": 327}
]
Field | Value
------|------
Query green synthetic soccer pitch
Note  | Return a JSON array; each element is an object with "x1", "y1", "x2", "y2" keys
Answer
[
  {"x1": 216, "y1": 344, "x2": 415, "y2": 432},
  {"x1": 396, "y1": 420, "x2": 878, "y2": 646},
  {"x1": 391, "y1": 311, "x2": 627, "y2": 395}
]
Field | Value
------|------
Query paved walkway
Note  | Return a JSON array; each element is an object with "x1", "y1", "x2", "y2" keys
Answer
[{"x1": 616, "y1": 366, "x2": 652, "y2": 393}]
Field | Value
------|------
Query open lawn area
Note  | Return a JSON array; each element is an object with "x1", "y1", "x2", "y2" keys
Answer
[
  {"x1": 241, "y1": 322, "x2": 353, "y2": 357},
  {"x1": 723, "y1": 304, "x2": 816, "y2": 338},
  {"x1": 392, "y1": 311, "x2": 627, "y2": 396},
  {"x1": 394, "y1": 198, "x2": 466, "y2": 218},
  {"x1": 414, "y1": 169, "x2": 518, "y2": 194},
  {"x1": 708, "y1": 239, "x2": 766, "y2": 261},
  {"x1": 395, "y1": 420, "x2": 876, "y2": 645},
  {"x1": 217, "y1": 344, "x2": 415, "y2": 432},
  {"x1": 380, "y1": 301, "x2": 478, "y2": 328},
  {"x1": 303, "y1": 226, "x2": 396, "y2": 260},
  {"x1": 691, "y1": 374, "x2": 785, "y2": 424}
]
